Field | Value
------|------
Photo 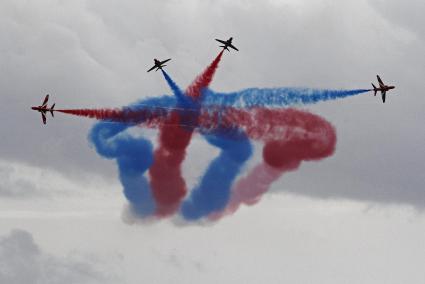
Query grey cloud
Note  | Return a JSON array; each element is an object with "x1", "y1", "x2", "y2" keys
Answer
[
  {"x1": 0, "y1": 160, "x2": 81, "y2": 199},
  {"x1": 0, "y1": 163, "x2": 42, "y2": 198},
  {"x1": 0, "y1": 0, "x2": 424, "y2": 207},
  {"x1": 0, "y1": 229, "x2": 116, "y2": 284},
  {"x1": 369, "y1": 0, "x2": 425, "y2": 40}
]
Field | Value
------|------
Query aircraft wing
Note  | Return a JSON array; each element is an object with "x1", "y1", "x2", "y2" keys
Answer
[
  {"x1": 41, "y1": 112, "x2": 47, "y2": 124},
  {"x1": 160, "y1": 58, "x2": 171, "y2": 64},
  {"x1": 215, "y1": 39, "x2": 227, "y2": 45},
  {"x1": 42, "y1": 94, "x2": 49, "y2": 107},
  {"x1": 377, "y1": 75, "x2": 385, "y2": 87},
  {"x1": 147, "y1": 65, "x2": 156, "y2": 72},
  {"x1": 229, "y1": 44, "x2": 239, "y2": 51},
  {"x1": 381, "y1": 90, "x2": 386, "y2": 103}
]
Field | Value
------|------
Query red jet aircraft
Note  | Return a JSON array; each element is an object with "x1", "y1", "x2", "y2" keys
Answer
[
  {"x1": 372, "y1": 75, "x2": 395, "y2": 103},
  {"x1": 31, "y1": 94, "x2": 55, "y2": 125}
]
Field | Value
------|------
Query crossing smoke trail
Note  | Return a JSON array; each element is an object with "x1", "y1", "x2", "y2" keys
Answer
[
  {"x1": 84, "y1": 105, "x2": 336, "y2": 220},
  {"x1": 60, "y1": 91, "x2": 360, "y2": 221},
  {"x1": 56, "y1": 50, "x2": 369, "y2": 222},
  {"x1": 71, "y1": 95, "x2": 189, "y2": 220},
  {"x1": 58, "y1": 86, "x2": 370, "y2": 124},
  {"x1": 148, "y1": 51, "x2": 224, "y2": 217},
  {"x1": 209, "y1": 108, "x2": 336, "y2": 220}
]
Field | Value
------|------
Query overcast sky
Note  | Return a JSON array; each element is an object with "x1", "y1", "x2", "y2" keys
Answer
[{"x1": 1, "y1": 0, "x2": 424, "y2": 283}]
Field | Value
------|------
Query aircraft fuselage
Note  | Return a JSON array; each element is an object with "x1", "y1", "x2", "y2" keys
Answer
[
  {"x1": 31, "y1": 106, "x2": 50, "y2": 112},
  {"x1": 382, "y1": 86, "x2": 395, "y2": 91},
  {"x1": 375, "y1": 85, "x2": 395, "y2": 92},
  {"x1": 31, "y1": 106, "x2": 55, "y2": 116}
]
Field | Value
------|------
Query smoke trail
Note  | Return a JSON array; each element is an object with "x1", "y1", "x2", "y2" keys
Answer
[
  {"x1": 161, "y1": 70, "x2": 191, "y2": 107},
  {"x1": 148, "y1": 51, "x2": 224, "y2": 217},
  {"x1": 186, "y1": 50, "x2": 224, "y2": 99},
  {"x1": 148, "y1": 119, "x2": 193, "y2": 217},
  {"x1": 57, "y1": 95, "x2": 180, "y2": 125},
  {"x1": 210, "y1": 108, "x2": 336, "y2": 220},
  {"x1": 57, "y1": 85, "x2": 370, "y2": 126},
  {"x1": 181, "y1": 131, "x2": 252, "y2": 220},
  {"x1": 79, "y1": 105, "x2": 336, "y2": 221},
  {"x1": 89, "y1": 122, "x2": 156, "y2": 216},
  {"x1": 202, "y1": 88, "x2": 370, "y2": 108},
  {"x1": 59, "y1": 50, "x2": 367, "y2": 223},
  {"x1": 85, "y1": 106, "x2": 335, "y2": 220},
  {"x1": 208, "y1": 163, "x2": 281, "y2": 221},
  {"x1": 58, "y1": 107, "x2": 168, "y2": 126}
]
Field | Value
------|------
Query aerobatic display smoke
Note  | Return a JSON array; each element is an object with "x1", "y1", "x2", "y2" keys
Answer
[
  {"x1": 148, "y1": 51, "x2": 223, "y2": 217},
  {"x1": 58, "y1": 50, "x2": 368, "y2": 223},
  {"x1": 90, "y1": 122, "x2": 155, "y2": 217},
  {"x1": 209, "y1": 108, "x2": 336, "y2": 220},
  {"x1": 202, "y1": 88, "x2": 370, "y2": 108}
]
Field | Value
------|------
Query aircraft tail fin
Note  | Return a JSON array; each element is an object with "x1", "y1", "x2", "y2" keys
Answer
[
  {"x1": 372, "y1": 83, "x2": 377, "y2": 96},
  {"x1": 50, "y1": 103, "x2": 55, "y2": 117}
]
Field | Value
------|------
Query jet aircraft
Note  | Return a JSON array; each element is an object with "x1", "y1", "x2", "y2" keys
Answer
[
  {"x1": 147, "y1": 58, "x2": 171, "y2": 72},
  {"x1": 372, "y1": 75, "x2": 395, "y2": 103},
  {"x1": 215, "y1": 37, "x2": 239, "y2": 51},
  {"x1": 31, "y1": 94, "x2": 55, "y2": 125}
]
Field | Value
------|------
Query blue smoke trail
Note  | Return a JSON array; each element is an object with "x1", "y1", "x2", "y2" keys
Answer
[
  {"x1": 90, "y1": 122, "x2": 155, "y2": 216},
  {"x1": 161, "y1": 70, "x2": 198, "y2": 109},
  {"x1": 181, "y1": 131, "x2": 252, "y2": 220},
  {"x1": 201, "y1": 88, "x2": 370, "y2": 108},
  {"x1": 161, "y1": 70, "x2": 185, "y2": 102}
]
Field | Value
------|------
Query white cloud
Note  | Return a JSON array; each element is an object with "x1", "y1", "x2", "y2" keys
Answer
[
  {"x1": 0, "y1": 229, "x2": 118, "y2": 284},
  {"x1": 0, "y1": 160, "x2": 70, "y2": 198},
  {"x1": 0, "y1": 159, "x2": 119, "y2": 199}
]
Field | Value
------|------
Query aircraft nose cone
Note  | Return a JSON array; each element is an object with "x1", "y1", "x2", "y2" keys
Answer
[{"x1": 31, "y1": 107, "x2": 36, "y2": 110}]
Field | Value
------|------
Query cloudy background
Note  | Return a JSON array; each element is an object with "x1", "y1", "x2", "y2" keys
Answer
[{"x1": 0, "y1": 0, "x2": 424, "y2": 283}]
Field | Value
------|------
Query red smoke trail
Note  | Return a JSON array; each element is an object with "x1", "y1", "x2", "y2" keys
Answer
[
  {"x1": 148, "y1": 114, "x2": 193, "y2": 216},
  {"x1": 208, "y1": 163, "x2": 282, "y2": 220},
  {"x1": 57, "y1": 109, "x2": 124, "y2": 120},
  {"x1": 149, "y1": 51, "x2": 225, "y2": 217},
  {"x1": 56, "y1": 108, "x2": 169, "y2": 128},
  {"x1": 208, "y1": 108, "x2": 336, "y2": 220},
  {"x1": 186, "y1": 50, "x2": 224, "y2": 99}
]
